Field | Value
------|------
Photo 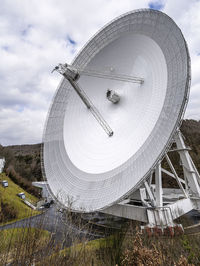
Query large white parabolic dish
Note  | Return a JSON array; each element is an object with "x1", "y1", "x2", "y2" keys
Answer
[{"x1": 43, "y1": 9, "x2": 190, "y2": 212}]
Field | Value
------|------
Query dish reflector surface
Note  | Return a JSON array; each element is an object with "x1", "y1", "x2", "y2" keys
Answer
[
  {"x1": 43, "y1": 9, "x2": 190, "y2": 211},
  {"x1": 64, "y1": 34, "x2": 167, "y2": 174}
]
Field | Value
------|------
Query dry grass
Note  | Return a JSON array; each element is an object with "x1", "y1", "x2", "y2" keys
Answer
[
  {"x1": 1, "y1": 201, "x2": 200, "y2": 265},
  {"x1": 0, "y1": 227, "x2": 51, "y2": 265}
]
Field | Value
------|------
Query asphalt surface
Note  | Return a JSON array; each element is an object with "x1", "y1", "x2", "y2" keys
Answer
[
  {"x1": 0, "y1": 205, "x2": 61, "y2": 231},
  {"x1": 1, "y1": 205, "x2": 200, "y2": 240},
  {"x1": 0, "y1": 204, "x2": 103, "y2": 247}
]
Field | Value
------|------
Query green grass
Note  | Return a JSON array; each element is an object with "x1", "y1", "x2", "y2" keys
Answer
[
  {"x1": 0, "y1": 173, "x2": 40, "y2": 225},
  {"x1": 0, "y1": 227, "x2": 51, "y2": 265},
  {"x1": 0, "y1": 227, "x2": 50, "y2": 252},
  {"x1": 60, "y1": 236, "x2": 110, "y2": 255},
  {"x1": 38, "y1": 234, "x2": 117, "y2": 265}
]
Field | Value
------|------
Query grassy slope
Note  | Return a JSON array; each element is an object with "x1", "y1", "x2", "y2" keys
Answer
[
  {"x1": 0, "y1": 173, "x2": 40, "y2": 224},
  {"x1": 38, "y1": 231, "x2": 200, "y2": 266},
  {"x1": 0, "y1": 227, "x2": 51, "y2": 265},
  {"x1": 37, "y1": 236, "x2": 112, "y2": 265},
  {"x1": 0, "y1": 227, "x2": 50, "y2": 252}
]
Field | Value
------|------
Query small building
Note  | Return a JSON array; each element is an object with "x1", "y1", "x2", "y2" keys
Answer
[
  {"x1": 1, "y1": 180, "x2": 8, "y2": 187},
  {"x1": 32, "y1": 181, "x2": 52, "y2": 201},
  {"x1": 17, "y1": 192, "x2": 26, "y2": 199}
]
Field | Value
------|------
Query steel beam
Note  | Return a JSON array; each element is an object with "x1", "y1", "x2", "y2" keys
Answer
[
  {"x1": 155, "y1": 161, "x2": 163, "y2": 207},
  {"x1": 175, "y1": 131, "x2": 200, "y2": 197},
  {"x1": 101, "y1": 203, "x2": 148, "y2": 223}
]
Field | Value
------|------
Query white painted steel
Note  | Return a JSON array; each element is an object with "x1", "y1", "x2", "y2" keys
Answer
[
  {"x1": 43, "y1": 9, "x2": 191, "y2": 212},
  {"x1": 0, "y1": 158, "x2": 5, "y2": 173},
  {"x1": 64, "y1": 34, "x2": 167, "y2": 173}
]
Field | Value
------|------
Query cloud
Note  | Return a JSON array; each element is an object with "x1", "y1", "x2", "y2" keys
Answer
[
  {"x1": 162, "y1": 0, "x2": 200, "y2": 120},
  {"x1": 0, "y1": 0, "x2": 200, "y2": 145},
  {"x1": 148, "y1": 1, "x2": 165, "y2": 10}
]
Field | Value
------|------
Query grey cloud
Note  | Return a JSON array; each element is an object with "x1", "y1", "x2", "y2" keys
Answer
[{"x1": 0, "y1": 0, "x2": 200, "y2": 145}]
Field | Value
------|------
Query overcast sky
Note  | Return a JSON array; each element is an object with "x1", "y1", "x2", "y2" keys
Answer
[{"x1": 0, "y1": 0, "x2": 200, "y2": 146}]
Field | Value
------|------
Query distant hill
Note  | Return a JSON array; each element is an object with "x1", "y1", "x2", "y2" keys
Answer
[
  {"x1": 158, "y1": 119, "x2": 200, "y2": 188},
  {"x1": 181, "y1": 119, "x2": 200, "y2": 172},
  {"x1": 5, "y1": 143, "x2": 41, "y2": 156},
  {"x1": 0, "y1": 143, "x2": 42, "y2": 198}
]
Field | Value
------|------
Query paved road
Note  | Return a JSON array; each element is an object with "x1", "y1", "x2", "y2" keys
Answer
[
  {"x1": 0, "y1": 205, "x2": 61, "y2": 231},
  {"x1": 186, "y1": 209, "x2": 200, "y2": 224},
  {"x1": 1, "y1": 205, "x2": 199, "y2": 241},
  {"x1": 0, "y1": 204, "x2": 102, "y2": 247}
]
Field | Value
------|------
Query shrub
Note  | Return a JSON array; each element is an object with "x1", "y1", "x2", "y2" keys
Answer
[
  {"x1": 0, "y1": 202, "x2": 17, "y2": 223},
  {"x1": 6, "y1": 166, "x2": 40, "y2": 198}
]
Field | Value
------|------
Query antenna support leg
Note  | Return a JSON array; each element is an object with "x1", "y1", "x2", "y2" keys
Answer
[
  {"x1": 101, "y1": 130, "x2": 200, "y2": 236},
  {"x1": 155, "y1": 161, "x2": 163, "y2": 207}
]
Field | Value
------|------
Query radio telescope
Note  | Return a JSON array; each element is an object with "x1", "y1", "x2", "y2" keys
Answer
[{"x1": 43, "y1": 9, "x2": 200, "y2": 233}]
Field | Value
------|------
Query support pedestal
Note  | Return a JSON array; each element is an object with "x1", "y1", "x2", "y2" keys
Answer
[{"x1": 101, "y1": 131, "x2": 200, "y2": 235}]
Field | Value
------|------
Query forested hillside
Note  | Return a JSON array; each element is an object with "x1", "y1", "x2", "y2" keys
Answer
[
  {"x1": 0, "y1": 144, "x2": 42, "y2": 197},
  {"x1": 181, "y1": 119, "x2": 200, "y2": 172}
]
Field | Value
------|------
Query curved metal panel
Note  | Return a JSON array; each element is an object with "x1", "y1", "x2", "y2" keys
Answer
[{"x1": 42, "y1": 9, "x2": 191, "y2": 212}]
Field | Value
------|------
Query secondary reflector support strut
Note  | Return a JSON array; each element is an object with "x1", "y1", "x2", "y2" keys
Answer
[
  {"x1": 79, "y1": 68, "x2": 144, "y2": 84},
  {"x1": 53, "y1": 63, "x2": 114, "y2": 137}
]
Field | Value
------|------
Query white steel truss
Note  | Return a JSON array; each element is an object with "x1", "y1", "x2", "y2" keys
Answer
[{"x1": 101, "y1": 130, "x2": 200, "y2": 234}]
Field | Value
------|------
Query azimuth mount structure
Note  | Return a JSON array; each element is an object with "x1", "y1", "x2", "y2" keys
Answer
[{"x1": 43, "y1": 9, "x2": 200, "y2": 234}]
